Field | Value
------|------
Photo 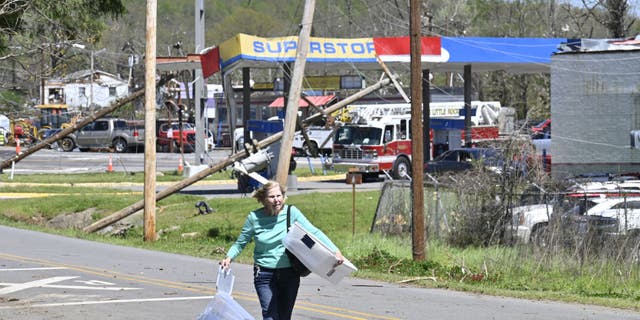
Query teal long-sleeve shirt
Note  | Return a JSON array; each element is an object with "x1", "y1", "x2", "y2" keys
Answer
[{"x1": 226, "y1": 204, "x2": 339, "y2": 269}]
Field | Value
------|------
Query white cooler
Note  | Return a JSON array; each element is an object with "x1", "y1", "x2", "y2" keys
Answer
[{"x1": 283, "y1": 222, "x2": 357, "y2": 284}]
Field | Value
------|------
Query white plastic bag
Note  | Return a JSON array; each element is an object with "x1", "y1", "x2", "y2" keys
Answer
[
  {"x1": 196, "y1": 267, "x2": 254, "y2": 320},
  {"x1": 216, "y1": 266, "x2": 235, "y2": 295}
]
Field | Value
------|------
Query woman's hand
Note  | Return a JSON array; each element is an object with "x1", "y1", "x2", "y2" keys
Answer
[
  {"x1": 220, "y1": 257, "x2": 232, "y2": 270},
  {"x1": 333, "y1": 250, "x2": 345, "y2": 267}
]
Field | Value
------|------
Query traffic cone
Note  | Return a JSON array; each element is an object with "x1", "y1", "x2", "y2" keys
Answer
[
  {"x1": 15, "y1": 139, "x2": 21, "y2": 155},
  {"x1": 177, "y1": 155, "x2": 184, "y2": 175},
  {"x1": 106, "y1": 154, "x2": 114, "y2": 173}
]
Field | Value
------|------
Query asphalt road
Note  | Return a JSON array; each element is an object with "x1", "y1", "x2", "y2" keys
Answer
[
  {"x1": 1, "y1": 147, "x2": 640, "y2": 319},
  {"x1": 0, "y1": 145, "x2": 384, "y2": 197},
  {"x1": 1, "y1": 225, "x2": 639, "y2": 320},
  {"x1": 0, "y1": 145, "x2": 229, "y2": 174}
]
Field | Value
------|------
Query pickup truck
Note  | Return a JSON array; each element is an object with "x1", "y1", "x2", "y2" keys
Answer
[
  {"x1": 157, "y1": 122, "x2": 196, "y2": 153},
  {"x1": 59, "y1": 118, "x2": 144, "y2": 153}
]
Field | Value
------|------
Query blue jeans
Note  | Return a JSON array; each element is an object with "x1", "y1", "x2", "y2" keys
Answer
[{"x1": 253, "y1": 265, "x2": 300, "y2": 320}]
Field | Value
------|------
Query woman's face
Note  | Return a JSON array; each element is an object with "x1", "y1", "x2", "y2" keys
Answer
[{"x1": 263, "y1": 185, "x2": 284, "y2": 214}]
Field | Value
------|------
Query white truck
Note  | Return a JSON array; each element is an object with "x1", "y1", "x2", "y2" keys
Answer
[
  {"x1": 292, "y1": 126, "x2": 335, "y2": 156},
  {"x1": 235, "y1": 124, "x2": 335, "y2": 156}
]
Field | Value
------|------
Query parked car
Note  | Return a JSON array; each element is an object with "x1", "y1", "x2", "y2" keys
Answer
[
  {"x1": 157, "y1": 122, "x2": 195, "y2": 153},
  {"x1": 59, "y1": 118, "x2": 144, "y2": 153},
  {"x1": 585, "y1": 197, "x2": 640, "y2": 236},
  {"x1": 424, "y1": 147, "x2": 504, "y2": 174},
  {"x1": 511, "y1": 195, "x2": 608, "y2": 246},
  {"x1": 567, "y1": 179, "x2": 640, "y2": 196},
  {"x1": 510, "y1": 182, "x2": 640, "y2": 245}
]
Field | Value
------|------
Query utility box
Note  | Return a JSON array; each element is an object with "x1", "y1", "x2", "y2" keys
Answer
[{"x1": 236, "y1": 120, "x2": 287, "y2": 192}]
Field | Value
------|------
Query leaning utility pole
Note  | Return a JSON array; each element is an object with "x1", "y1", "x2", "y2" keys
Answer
[
  {"x1": 143, "y1": 0, "x2": 158, "y2": 242},
  {"x1": 275, "y1": 0, "x2": 316, "y2": 188},
  {"x1": 410, "y1": 0, "x2": 426, "y2": 261}
]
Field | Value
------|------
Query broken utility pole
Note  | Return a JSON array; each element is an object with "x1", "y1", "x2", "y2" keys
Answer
[{"x1": 275, "y1": 0, "x2": 316, "y2": 188}]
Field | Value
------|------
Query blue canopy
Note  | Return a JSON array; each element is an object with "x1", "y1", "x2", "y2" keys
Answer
[{"x1": 432, "y1": 37, "x2": 566, "y2": 73}]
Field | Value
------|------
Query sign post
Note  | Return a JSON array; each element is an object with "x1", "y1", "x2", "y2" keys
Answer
[{"x1": 346, "y1": 172, "x2": 362, "y2": 236}]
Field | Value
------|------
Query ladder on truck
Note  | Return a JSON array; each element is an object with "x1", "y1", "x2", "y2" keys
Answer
[{"x1": 346, "y1": 103, "x2": 410, "y2": 124}]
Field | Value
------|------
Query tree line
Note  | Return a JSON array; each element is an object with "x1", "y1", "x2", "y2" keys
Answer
[{"x1": 0, "y1": 0, "x2": 637, "y2": 121}]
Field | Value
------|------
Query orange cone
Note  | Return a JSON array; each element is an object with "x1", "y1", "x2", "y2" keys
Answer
[
  {"x1": 106, "y1": 154, "x2": 114, "y2": 172},
  {"x1": 177, "y1": 155, "x2": 184, "y2": 174},
  {"x1": 15, "y1": 139, "x2": 21, "y2": 155}
]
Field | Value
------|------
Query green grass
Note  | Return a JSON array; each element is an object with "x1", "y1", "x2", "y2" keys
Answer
[
  {"x1": 0, "y1": 176, "x2": 639, "y2": 311},
  {"x1": 0, "y1": 165, "x2": 337, "y2": 184}
]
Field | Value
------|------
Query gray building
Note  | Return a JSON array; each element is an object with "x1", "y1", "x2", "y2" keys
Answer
[{"x1": 550, "y1": 37, "x2": 640, "y2": 178}]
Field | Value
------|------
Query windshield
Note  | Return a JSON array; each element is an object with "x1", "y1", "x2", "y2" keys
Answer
[
  {"x1": 335, "y1": 126, "x2": 382, "y2": 145},
  {"x1": 166, "y1": 123, "x2": 194, "y2": 130}
]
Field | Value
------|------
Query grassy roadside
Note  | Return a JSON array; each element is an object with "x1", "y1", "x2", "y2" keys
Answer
[{"x1": 0, "y1": 173, "x2": 639, "y2": 311}]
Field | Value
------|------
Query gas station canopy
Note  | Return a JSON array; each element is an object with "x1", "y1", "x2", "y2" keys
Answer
[
  {"x1": 215, "y1": 33, "x2": 566, "y2": 74},
  {"x1": 157, "y1": 34, "x2": 566, "y2": 77}
]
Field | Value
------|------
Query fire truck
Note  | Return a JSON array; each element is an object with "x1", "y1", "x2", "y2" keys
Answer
[{"x1": 330, "y1": 101, "x2": 508, "y2": 180}]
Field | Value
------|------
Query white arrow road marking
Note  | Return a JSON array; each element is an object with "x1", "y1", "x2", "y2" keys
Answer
[
  {"x1": 0, "y1": 267, "x2": 67, "y2": 272},
  {"x1": 40, "y1": 284, "x2": 140, "y2": 291},
  {"x1": 0, "y1": 277, "x2": 140, "y2": 294},
  {"x1": 0, "y1": 276, "x2": 78, "y2": 295},
  {"x1": 73, "y1": 280, "x2": 116, "y2": 286},
  {"x1": 0, "y1": 295, "x2": 215, "y2": 310}
]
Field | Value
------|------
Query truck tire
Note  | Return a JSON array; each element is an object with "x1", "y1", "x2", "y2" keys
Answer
[
  {"x1": 113, "y1": 138, "x2": 128, "y2": 153},
  {"x1": 60, "y1": 137, "x2": 75, "y2": 152},
  {"x1": 392, "y1": 157, "x2": 411, "y2": 180}
]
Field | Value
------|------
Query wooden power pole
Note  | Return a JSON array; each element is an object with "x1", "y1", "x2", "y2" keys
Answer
[
  {"x1": 410, "y1": 0, "x2": 426, "y2": 261},
  {"x1": 143, "y1": 0, "x2": 157, "y2": 242},
  {"x1": 275, "y1": 0, "x2": 316, "y2": 188}
]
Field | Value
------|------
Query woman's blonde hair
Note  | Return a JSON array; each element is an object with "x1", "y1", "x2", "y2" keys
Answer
[{"x1": 252, "y1": 180, "x2": 286, "y2": 203}]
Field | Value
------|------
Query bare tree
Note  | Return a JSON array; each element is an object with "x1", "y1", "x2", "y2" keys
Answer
[{"x1": 581, "y1": 0, "x2": 635, "y2": 38}]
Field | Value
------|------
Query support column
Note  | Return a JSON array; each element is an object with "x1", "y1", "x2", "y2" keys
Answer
[
  {"x1": 464, "y1": 64, "x2": 472, "y2": 147},
  {"x1": 194, "y1": 0, "x2": 206, "y2": 164}
]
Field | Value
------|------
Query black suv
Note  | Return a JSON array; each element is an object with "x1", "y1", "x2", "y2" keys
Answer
[{"x1": 424, "y1": 147, "x2": 504, "y2": 174}]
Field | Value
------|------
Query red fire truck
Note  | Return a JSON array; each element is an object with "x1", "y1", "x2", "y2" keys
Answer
[{"x1": 330, "y1": 102, "x2": 503, "y2": 180}]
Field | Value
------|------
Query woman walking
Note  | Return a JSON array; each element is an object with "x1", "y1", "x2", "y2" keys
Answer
[{"x1": 220, "y1": 180, "x2": 344, "y2": 320}]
